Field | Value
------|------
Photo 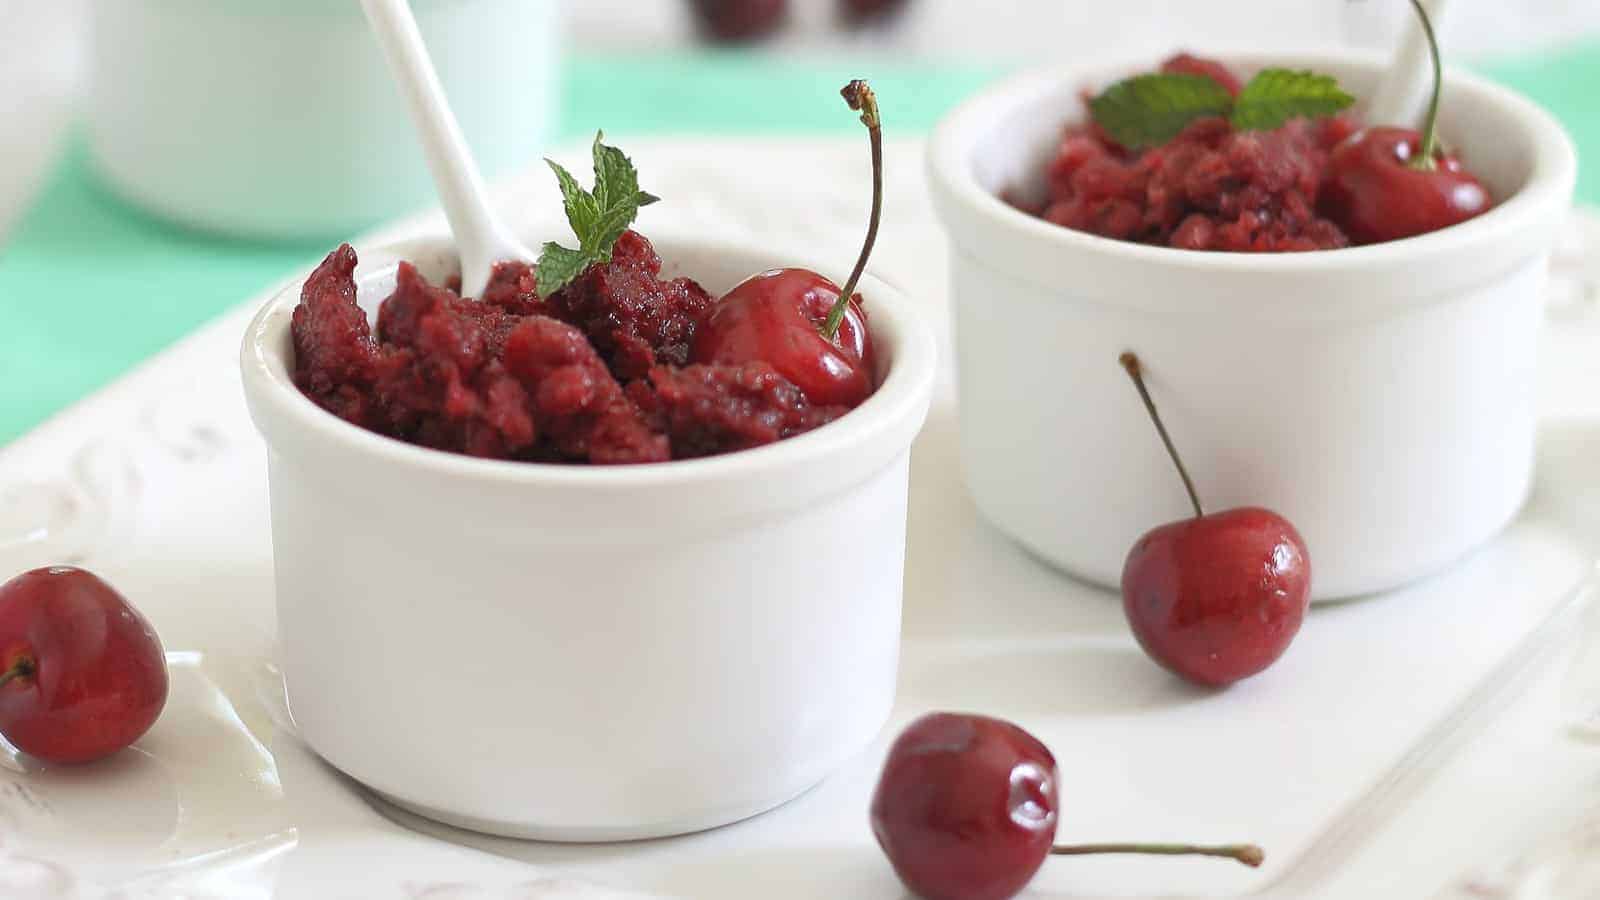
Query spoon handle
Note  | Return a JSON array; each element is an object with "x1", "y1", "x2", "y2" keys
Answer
[
  {"x1": 1367, "y1": 0, "x2": 1454, "y2": 130},
  {"x1": 359, "y1": 0, "x2": 525, "y2": 296}
]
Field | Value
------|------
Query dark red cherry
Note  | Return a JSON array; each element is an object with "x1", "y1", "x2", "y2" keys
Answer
[
  {"x1": 1321, "y1": 126, "x2": 1491, "y2": 244},
  {"x1": 870, "y1": 712, "x2": 1266, "y2": 900},
  {"x1": 871, "y1": 713, "x2": 1059, "y2": 900},
  {"x1": 0, "y1": 567, "x2": 168, "y2": 764},
  {"x1": 692, "y1": 268, "x2": 873, "y2": 407},
  {"x1": 687, "y1": 0, "x2": 787, "y2": 42},
  {"x1": 1116, "y1": 353, "x2": 1311, "y2": 687},
  {"x1": 1321, "y1": 1, "x2": 1490, "y2": 245},
  {"x1": 1122, "y1": 507, "x2": 1311, "y2": 687},
  {"x1": 694, "y1": 80, "x2": 884, "y2": 410}
]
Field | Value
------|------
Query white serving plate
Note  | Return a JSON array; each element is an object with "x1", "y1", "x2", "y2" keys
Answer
[{"x1": 2, "y1": 138, "x2": 1599, "y2": 900}]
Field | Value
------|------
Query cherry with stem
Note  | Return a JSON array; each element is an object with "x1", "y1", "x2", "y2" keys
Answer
[
  {"x1": 871, "y1": 712, "x2": 1263, "y2": 900},
  {"x1": 1118, "y1": 352, "x2": 1312, "y2": 688},
  {"x1": 690, "y1": 80, "x2": 881, "y2": 408},
  {"x1": 1319, "y1": 0, "x2": 1490, "y2": 243}
]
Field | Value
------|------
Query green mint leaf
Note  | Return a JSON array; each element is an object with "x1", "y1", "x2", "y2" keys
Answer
[
  {"x1": 534, "y1": 242, "x2": 595, "y2": 298},
  {"x1": 588, "y1": 204, "x2": 642, "y2": 262},
  {"x1": 1089, "y1": 73, "x2": 1234, "y2": 150},
  {"x1": 535, "y1": 132, "x2": 660, "y2": 295},
  {"x1": 1230, "y1": 68, "x2": 1355, "y2": 132},
  {"x1": 544, "y1": 158, "x2": 599, "y2": 239},
  {"x1": 590, "y1": 131, "x2": 638, "y2": 212}
]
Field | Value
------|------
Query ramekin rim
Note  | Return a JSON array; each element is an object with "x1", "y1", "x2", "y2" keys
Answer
[
  {"x1": 926, "y1": 48, "x2": 1578, "y2": 275},
  {"x1": 239, "y1": 233, "x2": 938, "y2": 490}
]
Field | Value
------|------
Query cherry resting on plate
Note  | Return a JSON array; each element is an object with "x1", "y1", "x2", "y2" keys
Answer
[
  {"x1": 0, "y1": 567, "x2": 168, "y2": 763},
  {"x1": 1117, "y1": 353, "x2": 1311, "y2": 687},
  {"x1": 692, "y1": 80, "x2": 879, "y2": 408},
  {"x1": 871, "y1": 712, "x2": 1263, "y2": 900},
  {"x1": 1320, "y1": 0, "x2": 1490, "y2": 243}
]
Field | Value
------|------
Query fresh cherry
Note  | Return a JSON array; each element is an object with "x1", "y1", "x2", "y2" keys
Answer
[
  {"x1": 0, "y1": 567, "x2": 168, "y2": 764},
  {"x1": 1321, "y1": 126, "x2": 1490, "y2": 244},
  {"x1": 692, "y1": 269, "x2": 872, "y2": 407},
  {"x1": 1320, "y1": 0, "x2": 1491, "y2": 244},
  {"x1": 688, "y1": 0, "x2": 788, "y2": 43},
  {"x1": 691, "y1": 80, "x2": 881, "y2": 408},
  {"x1": 1117, "y1": 353, "x2": 1310, "y2": 687},
  {"x1": 872, "y1": 713, "x2": 1057, "y2": 900},
  {"x1": 871, "y1": 712, "x2": 1264, "y2": 900}
]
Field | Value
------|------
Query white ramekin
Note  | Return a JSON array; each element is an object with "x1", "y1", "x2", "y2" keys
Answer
[
  {"x1": 88, "y1": 0, "x2": 557, "y2": 239},
  {"x1": 928, "y1": 51, "x2": 1576, "y2": 600},
  {"x1": 240, "y1": 233, "x2": 936, "y2": 840}
]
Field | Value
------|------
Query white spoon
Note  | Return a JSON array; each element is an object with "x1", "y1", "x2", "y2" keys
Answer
[
  {"x1": 359, "y1": 0, "x2": 536, "y2": 299},
  {"x1": 1366, "y1": 0, "x2": 1454, "y2": 130}
]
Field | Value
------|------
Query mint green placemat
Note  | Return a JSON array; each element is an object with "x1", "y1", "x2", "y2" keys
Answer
[{"x1": 1, "y1": 48, "x2": 1594, "y2": 446}]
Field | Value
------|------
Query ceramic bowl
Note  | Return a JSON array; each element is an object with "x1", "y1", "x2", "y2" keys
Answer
[
  {"x1": 239, "y1": 233, "x2": 936, "y2": 840},
  {"x1": 88, "y1": 0, "x2": 557, "y2": 239},
  {"x1": 928, "y1": 50, "x2": 1576, "y2": 600}
]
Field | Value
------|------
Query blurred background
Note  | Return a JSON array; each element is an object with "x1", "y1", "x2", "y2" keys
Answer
[{"x1": 2, "y1": 0, "x2": 1596, "y2": 444}]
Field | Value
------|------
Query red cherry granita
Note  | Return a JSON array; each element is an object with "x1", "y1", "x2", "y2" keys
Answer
[
  {"x1": 290, "y1": 231, "x2": 867, "y2": 464},
  {"x1": 1023, "y1": 54, "x2": 1361, "y2": 252}
]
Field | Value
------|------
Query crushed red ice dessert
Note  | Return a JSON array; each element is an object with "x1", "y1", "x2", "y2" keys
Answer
[
  {"x1": 546, "y1": 230, "x2": 717, "y2": 381},
  {"x1": 1041, "y1": 114, "x2": 1355, "y2": 251},
  {"x1": 290, "y1": 101, "x2": 888, "y2": 466},
  {"x1": 1023, "y1": 49, "x2": 1492, "y2": 252},
  {"x1": 642, "y1": 362, "x2": 848, "y2": 458},
  {"x1": 290, "y1": 233, "x2": 860, "y2": 464},
  {"x1": 1025, "y1": 54, "x2": 1357, "y2": 252}
]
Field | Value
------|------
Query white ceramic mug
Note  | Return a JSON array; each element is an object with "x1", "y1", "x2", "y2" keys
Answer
[
  {"x1": 88, "y1": 0, "x2": 557, "y2": 239},
  {"x1": 240, "y1": 233, "x2": 936, "y2": 840},
  {"x1": 928, "y1": 51, "x2": 1576, "y2": 600}
]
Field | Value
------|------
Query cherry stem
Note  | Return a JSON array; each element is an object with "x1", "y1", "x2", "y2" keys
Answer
[
  {"x1": 1120, "y1": 352, "x2": 1203, "y2": 519},
  {"x1": 822, "y1": 79, "x2": 883, "y2": 342},
  {"x1": 1050, "y1": 842, "x2": 1265, "y2": 868},
  {"x1": 1405, "y1": 0, "x2": 1443, "y2": 172},
  {"x1": 0, "y1": 656, "x2": 35, "y2": 690}
]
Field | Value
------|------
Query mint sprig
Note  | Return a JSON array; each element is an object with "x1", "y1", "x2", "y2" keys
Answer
[
  {"x1": 535, "y1": 132, "x2": 660, "y2": 297},
  {"x1": 1090, "y1": 74, "x2": 1235, "y2": 151},
  {"x1": 1229, "y1": 69, "x2": 1356, "y2": 132},
  {"x1": 1090, "y1": 67, "x2": 1356, "y2": 150}
]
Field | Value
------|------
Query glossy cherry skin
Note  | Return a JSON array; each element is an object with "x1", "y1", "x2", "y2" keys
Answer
[
  {"x1": 870, "y1": 712, "x2": 1058, "y2": 900},
  {"x1": 692, "y1": 267, "x2": 875, "y2": 407},
  {"x1": 0, "y1": 567, "x2": 168, "y2": 763},
  {"x1": 1121, "y1": 508, "x2": 1310, "y2": 688},
  {"x1": 688, "y1": 0, "x2": 788, "y2": 42},
  {"x1": 1320, "y1": 126, "x2": 1491, "y2": 245}
]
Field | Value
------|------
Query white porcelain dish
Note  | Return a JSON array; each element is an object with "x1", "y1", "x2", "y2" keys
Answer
[
  {"x1": 239, "y1": 232, "x2": 936, "y2": 841},
  {"x1": 87, "y1": 0, "x2": 557, "y2": 239},
  {"x1": 928, "y1": 50, "x2": 1577, "y2": 600},
  {"x1": 6, "y1": 138, "x2": 1600, "y2": 898}
]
